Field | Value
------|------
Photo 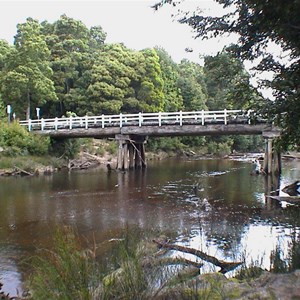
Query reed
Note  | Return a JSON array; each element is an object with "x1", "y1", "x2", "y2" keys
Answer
[{"x1": 28, "y1": 227, "x2": 102, "y2": 300}]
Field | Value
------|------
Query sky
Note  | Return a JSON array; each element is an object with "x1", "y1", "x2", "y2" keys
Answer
[{"x1": 0, "y1": 0, "x2": 237, "y2": 64}]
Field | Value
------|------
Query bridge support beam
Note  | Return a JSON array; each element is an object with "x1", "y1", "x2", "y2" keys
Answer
[
  {"x1": 262, "y1": 131, "x2": 281, "y2": 175},
  {"x1": 116, "y1": 134, "x2": 147, "y2": 170}
]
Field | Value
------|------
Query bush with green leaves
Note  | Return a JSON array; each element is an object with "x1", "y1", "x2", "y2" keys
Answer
[
  {"x1": 0, "y1": 121, "x2": 50, "y2": 156},
  {"x1": 50, "y1": 138, "x2": 81, "y2": 159},
  {"x1": 147, "y1": 137, "x2": 186, "y2": 153}
]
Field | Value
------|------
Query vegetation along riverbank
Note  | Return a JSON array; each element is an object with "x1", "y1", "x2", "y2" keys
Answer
[{"x1": 1, "y1": 227, "x2": 300, "y2": 299}]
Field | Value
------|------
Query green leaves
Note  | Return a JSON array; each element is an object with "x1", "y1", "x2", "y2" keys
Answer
[
  {"x1": 176, "y1": 0, "x2": 300, "y2": 146},
  {"x1": 0, "y1": 18, "x2": 57, "y2": 119}
]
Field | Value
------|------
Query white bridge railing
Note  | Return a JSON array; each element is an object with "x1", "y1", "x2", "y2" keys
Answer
[{"x1": 19, "y1": 109, "x2": 250, "y2": 131}]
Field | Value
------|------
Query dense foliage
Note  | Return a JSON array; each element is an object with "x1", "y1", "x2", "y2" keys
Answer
[
  {"x1": 0, "y1": 14, "x2": 265, "y2": 154},
  {"x1": 154, "y1": 0, "x2": 300, "y2": 148},
  {"x1": 0, "y1": 121, "x2": 50, "y2": 156}
]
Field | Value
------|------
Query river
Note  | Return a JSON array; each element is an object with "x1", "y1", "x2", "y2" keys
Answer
[{"x1": 1, "y1": 156, "x2": 300, "y2": 296}]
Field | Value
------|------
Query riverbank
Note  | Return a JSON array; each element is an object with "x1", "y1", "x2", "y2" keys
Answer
[
  {"x1": 0, "y1": 150, "x2": 298, "y2": 177},
  {"x1": 1, "y1": 139, "x2": 300, "y2": 177}
]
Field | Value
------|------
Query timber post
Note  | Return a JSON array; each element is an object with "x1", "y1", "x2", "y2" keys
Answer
[
  {"x1": 115, "y1": 134, "x2": 147, "y2": 170},
  {"x1": 262, "y1": 130, "x2": 281, "y2": 175}
]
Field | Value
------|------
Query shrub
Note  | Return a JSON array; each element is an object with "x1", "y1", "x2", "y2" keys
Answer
[
  {"x1": 50, "y1": 138, "x2": 81, "y2": 159},
  {"x1": 105, "y1": 141, "x2": 117, "y2": 155},
  {"x1": 0, "y1": 121, "x2": 50, "y2": 156}
]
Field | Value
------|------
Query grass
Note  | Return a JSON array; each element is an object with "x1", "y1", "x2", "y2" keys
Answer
[
  {"x1": 25, "y1": 226, "x2": 300, "y2": 299},
  {"x1": 27, "y1": 227, "x2": 103, "y2": 300},
  {"x1": 0, "y1": 155, "x2": 65, "y2": 172}
]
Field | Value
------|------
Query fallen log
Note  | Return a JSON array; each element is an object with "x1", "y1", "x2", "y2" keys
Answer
[
  {"x1": 153, "y1": 240, "x2": 242, "y2": 274},
  {"x1": 142, "y1": 256, "x2": 203, "y2": 269},
  {"x1": 269, "y1": 195, "x2": 300, "y2": 205},
  {"x1": 13, "y1": 166, "x2": 33, "y2": 176}
]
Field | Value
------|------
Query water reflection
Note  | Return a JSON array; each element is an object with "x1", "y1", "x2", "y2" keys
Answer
[{"x1": 0, "y1": 158, "x2": 300, "y2": 295}]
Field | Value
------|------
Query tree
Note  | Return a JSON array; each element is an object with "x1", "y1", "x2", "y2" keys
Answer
[
  {"x1": 177, "y1": 59, "x2": 207, "y2": 111},
  {"x1": 0, "y1": 40, "x2": 14, "y2": 119},
  {"x1": 136, "y1": 48, "x2": 165, "y2": 112},
  {"x1": 155, "y1": 47, "x2": 183, "y2": 111},
  {"x1": 204, "y1": 48, "x2": 261, "y2": 110},
  {"x1": 41, "y1": 15, "x2": 106, "y2": 116},
  {"x1": 85, "y1": 43, "x2": 138, "y2": 114},
  {"x1": 84, "y1": 44, "x2": 165, "y2": 115},
  {"x1": 153, "y1": 0, "x2": 300, "y2": 148},
  {"x1": 0, "y1": 18, "x2": 57, "y2": 120}
]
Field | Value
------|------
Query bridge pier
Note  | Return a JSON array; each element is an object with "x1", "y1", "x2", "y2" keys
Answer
[
  {"x1": 262, "y1": 131, "x2": 281, "y2": 175},
  {"x1": 116, "y1": 135, "x2": 147, "y2": 170}
]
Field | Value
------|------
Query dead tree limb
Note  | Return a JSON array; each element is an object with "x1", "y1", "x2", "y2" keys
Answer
[
  {"x1": 142, "y1": 256, "x2": 203, "y2": 269},
  {"x1": 13, "y1": 166, "x2": 33, "y2": 176},
  {"x1": 153, "y1": 240, "x2": 242, "y2": 274}
]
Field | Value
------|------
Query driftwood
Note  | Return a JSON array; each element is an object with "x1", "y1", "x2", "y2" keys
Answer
[
  {"x1": 68, "y1": 158, "x2": 100, "y2": 170},
  {"x1": 153, "y1": 240, "x2": 242, "y2": 274},
  {"x1": 0, "y1": 166, "x2": 34, "y2": 177},
  {"x1": 142, "y1": 256, "x2": 203, "y2": 269},
  {"x1": 13, "y1": 166, "x2": 33, "y2": 176},
  {"x1": 269, "y1": 195, "x2": 300, "y2": 205}
]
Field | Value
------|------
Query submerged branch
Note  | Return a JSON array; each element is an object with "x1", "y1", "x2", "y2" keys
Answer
[{"x1": 153, "y1": 239, "x2": 243, "y2": 274}]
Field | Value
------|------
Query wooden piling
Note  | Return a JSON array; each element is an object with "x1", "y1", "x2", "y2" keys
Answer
[
  {"x1": 115, "y1": 134, "x2": 147, "y2": 170},
  {"x1": 262, "y1": 130, "x2": 281, "y2": 175},
  {"x1": 128, "y1": 143, "x2": 135, "y2": 169}
]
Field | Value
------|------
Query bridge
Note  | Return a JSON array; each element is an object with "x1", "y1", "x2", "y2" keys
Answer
[{"x1": 19, "y1": 109, "x2": 281, "y2": 173}]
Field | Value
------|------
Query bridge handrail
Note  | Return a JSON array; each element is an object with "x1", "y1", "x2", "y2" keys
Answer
[{"x1": 19, "y1": 109, "x2": 248, "y2": 131}]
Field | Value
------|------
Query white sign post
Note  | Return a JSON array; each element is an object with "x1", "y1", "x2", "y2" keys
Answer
[
  {"x1": 7, "y1": 105, "x2": 11, "y2": 124},
  {"x1": 36, "y1": 107, "x2": 40, "y2": 119}
]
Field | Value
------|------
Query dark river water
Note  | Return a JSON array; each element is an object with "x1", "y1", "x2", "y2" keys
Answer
[{"x1": 1, "y1": 157, "x2": 300, "y2": 296}]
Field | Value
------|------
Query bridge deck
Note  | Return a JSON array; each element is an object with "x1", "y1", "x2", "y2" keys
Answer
[{"x1": 19, "y1": 109, "x2": 272, "y2": 138}]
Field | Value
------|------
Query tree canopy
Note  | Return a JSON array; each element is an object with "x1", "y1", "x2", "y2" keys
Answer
[
  {"x1": 153, "y1": 0, "x2": 300, "y2": 148},
  {"x1": 0, "y1": 13, "x2": 262, "y2": 153}
]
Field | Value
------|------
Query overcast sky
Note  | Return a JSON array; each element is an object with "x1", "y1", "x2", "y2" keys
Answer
[{"x1": 0, "y1": 0, "x2": 236, "y2": 64}]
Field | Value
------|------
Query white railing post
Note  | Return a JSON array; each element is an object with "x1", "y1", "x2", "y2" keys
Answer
[
  {"x1": 55, "y1": 117, "x2": 58, "y2": 130},
  {"x1": 85, "y1": 115, "x2": 88, "y2": 129},
  {"x1": 224, "y1": 109, "x2": 227, "y2": 125},
  {"x1": 101, "y1": 114, "x2": 105, "y2": 128},
  {"x1": 28, "y1": 119, "x2": 32, "y2": 131},
  {"x1": 158, "y1": 112, "x2": 162, "y2": 126},
  {"x1": 120, "y1": 113, "x2": 123, "y2": 128},
  {"x1": 179, "y1": 111, "x2": 182, "y2": 126},
  {"x1": 69, "y1": 116, "x2": 72, "y2": 129},
  {"x1": 139, "y1": 112, "x2": 142, "y2": 127},
  {"x1": 247, "y1": 110, "x2": 252, "y2": 124},
  {"x1": 201, "y1": 110, "x2": 204, "y2": 125},
  {"x1": 41, "y1": 118, "x2": 45, "y2": 131}
]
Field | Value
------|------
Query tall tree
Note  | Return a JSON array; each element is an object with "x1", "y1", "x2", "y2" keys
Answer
[
  {"x1": 0, "y1": 18, "x2": 57, "y2": 119},
  {"x1": 154, "y1": 0, "x2": 300, "y2": 147},
  {"x1": 85, "y1": 43, "x2": 138, "y2": 114},
  {"x1": 204, "y1": 48, "x2": 261, "y2": 110},
  {"x1": 84, "y1": 44, "x2": 165, "y2": 115},
  {"x1": 0, "y1": 40, "x2": 14, "y2": 118},
  {"x1": 177, "y1": 59, "x2": 207, "y2": 111},
  {"x1": 136, "y1": 48, "x2": 164, "y2": 112},
  {"x1": 155, "y1": 47, "x2": 183, "y2": 111},
  {"x1": 41, "y1": 15, "x2": 106, "y2": 116}
]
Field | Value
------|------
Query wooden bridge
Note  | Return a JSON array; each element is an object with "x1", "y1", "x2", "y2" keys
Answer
[{"x1": 19, "y1": 110, "x2": 281, "y2": 173}]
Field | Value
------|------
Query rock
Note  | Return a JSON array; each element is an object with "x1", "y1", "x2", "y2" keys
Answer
[
  {"x1": 239, "y1": 270, "x2": 300, "y2": 299},
  {"x1": 157, "y1": 270, "x2": 300, "y2": 299}
]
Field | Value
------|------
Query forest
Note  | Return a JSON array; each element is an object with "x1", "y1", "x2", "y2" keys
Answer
[{"x1": 0, "y1": 14, "x2": 278, "y2": 156}]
